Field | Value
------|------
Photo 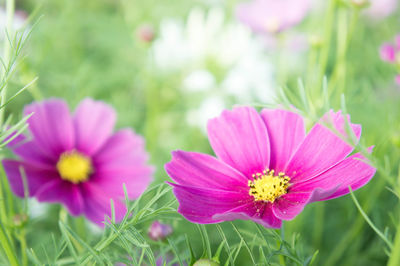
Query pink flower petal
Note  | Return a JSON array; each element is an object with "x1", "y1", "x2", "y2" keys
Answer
[
  {"x1": 35, "y1": 179, "x2": 84, "y2": 216},
  {"x1": 24, "y1": 99, "x2": 74, "y2": 157},
  {"x1": 2, "y1": 159, "x2": 57, "y2": 197},
  {"x1": 13, "y1": 140, "x2": 57, "y2": 167},
  {"x1": 73, "y1": 98, "x2": 116, "y2": 155},
  {"x1": 214, "y1": 202, "x2": 282, "y2": 229},
  {"x1": 272, "y1": 192, "x2": 311, "y2": 220},
  {"x1": 290, "y1": 150, "x2": 376, "y2": 201},
  {"x1": 235, "y1": 0, "x2": 310, "y2": 34},
  {"x1": 81, "y1": 182, "x2": 127, "y2": 227},
  {"x1": 92, "y1": 129, "x2": 153, "y2": 199},
  {"x1": 285, "y1": 110, "x2": 361, "y2": 183},
  {"x1": 165, "y1": 150, "x2": 248, "y2": 191},
  {"x1": 170, "y1": 183, "x2": 252, "y2": 224},
  {"x1": 380, "y1": 43, "x2": 396, "y2": 62},
  {"x1": 207, "y1": 107, "x2": 270, "y2": 178},
  {"x1": 261, "y1": 109, "x2": 305, "y2": 173}
]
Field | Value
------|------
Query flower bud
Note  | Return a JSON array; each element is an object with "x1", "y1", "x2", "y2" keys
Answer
[
  {"x1": 136, "y1": 24, "x2": 155, "y2": 43},
  {"x1": 148, "y1": 221, "x2": 172, "y2": 241},
  {"x1": 193, "y1": 259, "x2": 219, "y2": 266}
]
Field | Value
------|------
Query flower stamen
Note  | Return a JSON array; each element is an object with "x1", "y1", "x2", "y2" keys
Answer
[
  {"x1": 248, "y1": 169, "x2": 290, "y2": 203},
  {"x1": 57, "y1": 150, "x2": 92, "y2": 184}
]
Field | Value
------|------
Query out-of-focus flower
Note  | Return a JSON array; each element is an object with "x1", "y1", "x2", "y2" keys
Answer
[
  {"x1": 12, "y1": 213, "x2": 28, "y2": 227},
  {"x1": 183, "y1": 70, "x2": 216, "y2": 92},
  {"x1": 380, "y1": 36, "x2": 400, "y2": 63},
  {"x1": 148, "y1": 221, "x2": 173, "y2": 241},
  {"x1": 0, "y1": 8, "x2": 27, "y2": 34},
  {"x1": 136, "y1": 24, "x2": 155, "y2": 43},
  {"x1": 2, "y1": 98, "x2": 153, "y2": 226},
  {"x1": 395, "y1": 75, "x2": 400, "y2": 86},
  {"x1": 186, "y1": 96, "x2": 226, "y2": 133},
  {"x1": 235, "y1": 0, "x2": 310, "y2": 34},
  {"x1": 363, "y1": 0, "x2": 398, "y2": 20},
  {"x1": 380, "y1": 35, "x2": 400, "y2": 85},
  {"x1": 166, "y1": 107, "x2": 376, "y2": 228}
]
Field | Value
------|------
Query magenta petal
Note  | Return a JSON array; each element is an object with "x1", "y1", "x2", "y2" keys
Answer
[
  {"x1": 261, "y1": 109, "x2": 305, "y2": 173},
  {"x1": 170, "y1": 183, "x2": 251, "y2": 224},
  {"x1": 73, "y1": 98, "x2": 116, "y2": 155},
  {"x1": 285, "y1": 110, "x2": 361, "y2": 183},
  {"x1": 81, "y1": 182, "x2": 127, "y2": 226},
  {"x1": 380, "y1": 44, "x2": 396, "y2": 62},
  {"x1": 92, "y1": 129, "x2": 153, "y2": 199},
  {"x1": 2, "y1": 159, "x2": 57, "y2": 197},
  {"x1": 272, "y1": 192, "x2": 311, "y2": 220},
  {"x1": 290, "y1": 150, "x2": 376, "y2": 201},
  {"x1": 213, "y1": 202, "x2": 282, "y2": 229},
  {"x1": 24, "y1": 99, "x2": 74, "y2": 157},
  {"x1": 13, "y1": 140, "x2": 57, "y2": 167},
  {"x1": 35, "y1": 180, "x2": 84, "y2": 216},
  {"x1": 207, "y1": 107, "x2": 270, "y2": 177},
  {"x1": 165, "y1": 150, "x2": 248, "y2": 191}
]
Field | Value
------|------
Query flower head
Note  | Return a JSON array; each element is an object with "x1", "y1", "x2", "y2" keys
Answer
[
  {"x1": 3, "y1": 98, "x2": 153, "y2": 226},
  {"x1": 165, "y1": 107, "x2": 376, "y2": 228},
  {"x1": 363, "y1": 0, "x2": 398, "y2": 20},
  {"x1": 380, "y1": 35, "x2": 400, "y2": 85},
  {"x1": 148, "y1": 221, "x2": 173, "y2": 241},
  {"x1": 235, "y1": 0, "x2": 310, "y2": 34}
]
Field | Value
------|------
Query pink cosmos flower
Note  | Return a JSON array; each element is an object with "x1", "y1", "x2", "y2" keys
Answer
[
  {"x1": 165, "y1": 107, "x2": 376, "y2": 228},
  {"x1": 380, "y1": 35, "x2": 400, "y2": 85},
  {"x1": 235, "y1": 0, "x2": 310, "y2": 34},
  {"x1": 380, "y1": 35, "x2": 400, "y2": 63},
  {"x1": 2, "y1": 98, "x2": 153, "y2": 226},
  {"x1": 148, "y1": 221, "x2": 173, "y2": 241},
  {"x1": 363, "y1": 0, "x2": 398, "y2": 20}
]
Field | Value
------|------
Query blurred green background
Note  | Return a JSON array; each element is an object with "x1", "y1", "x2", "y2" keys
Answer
[{"x1": 1, "y1": 0, "x2": 400, "y2": 265}]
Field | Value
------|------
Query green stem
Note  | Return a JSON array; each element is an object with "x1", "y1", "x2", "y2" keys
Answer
[
  {"x1": 388, "y1": 221, "x2": 400, "y2": 266},
  {"x1": 0, "y1": 0, "x2": 15, "y2": 125},
  {"x1": 18, "y1": 229, "x2": 27, "y2": 266},
  {"x1": 317, "y1": 0, "x2": 336, "y2": 87},
  {"x1": 0, "y1": 223, "x2": 19, "y2": 266},
  {"x1": 325, "y1": 177, "x2": 385, "y2": 266}
]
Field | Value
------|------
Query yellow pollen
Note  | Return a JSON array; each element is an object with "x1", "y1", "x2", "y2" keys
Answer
[
  {"x1": 56, "y1": 151, "x2": 92, "y2": 184},
  {"x1": 248, "y1": 169, "x2": 290, "y2": 203}
]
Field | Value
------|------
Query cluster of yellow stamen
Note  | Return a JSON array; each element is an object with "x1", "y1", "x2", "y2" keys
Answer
[
  {"x1": 248, "y1": 169, "x2": 290, "y2": 203},
  {"x1": 56, "y1": 151, "x2": 92, "y2": 184}
]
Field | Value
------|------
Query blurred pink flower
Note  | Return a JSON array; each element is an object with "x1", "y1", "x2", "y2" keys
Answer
[
  {"x1": 2, "y1": 98, "x2": 153, "y2": 226},
  {"x1": 364, "y1": 0, "x2": 398, "y2": 20},
  {"x1": 235, "y1": 0, "x2": 310, "y2": 34},
  {"x1": 395, "y1": 75, "x2": 400, "y2": 86},
  {"x1": 148, "y1": 221, "x2": 173, "y2": 241},
  {"x1": 165, "y1": 107, "x2": 375, "y2": 228},
  {"x1": 136, "y1": 24, "x2": 155, "y2": 43},
  {"x1": 380, "y1": 35, "x2": 400, "y2": 85}
]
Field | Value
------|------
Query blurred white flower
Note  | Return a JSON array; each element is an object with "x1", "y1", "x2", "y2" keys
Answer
[
  {"x1": 28, "y1": 199, "x2": 48, "y2": 219},
  {"x1": 183, "y1": 69, "x2": 216, "y2": 92},
  {"x1": 0, "y1": 8, "x2": 27, "y2": 37},
  {"x1": 186, "y1": 96, "x2": 226, "y2": 133}
]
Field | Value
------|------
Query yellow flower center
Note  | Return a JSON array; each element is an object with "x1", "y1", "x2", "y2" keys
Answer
[
  {"x1": 248, "y1": 169, "x2": 290, "y2": 203},
  {"x1": 56, "y1": 151, "x2": 92, "y2": 184}
]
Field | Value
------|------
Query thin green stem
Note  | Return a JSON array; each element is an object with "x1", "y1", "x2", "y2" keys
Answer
[
  {"x1": 349, "y1": 187, "x2": 393, "y2": 249},
  {"x1": 388, "y1": 220, "x2": 400, "y2": 266},
  {"x1": 0, "y1": 0, "x2": 15, "y2": 125},
  {"x1": 0, "y1": 223, "x2": 19, "y2": 266}
]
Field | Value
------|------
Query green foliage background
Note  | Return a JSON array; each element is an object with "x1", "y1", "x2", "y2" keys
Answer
[{"x1": 0, "y1": 0, "x2": 399, "y2": 265}]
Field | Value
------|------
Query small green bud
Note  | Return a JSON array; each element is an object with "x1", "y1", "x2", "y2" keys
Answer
[{"x1": 193, "y1": 258, "x2": 220, "y2": 266}]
